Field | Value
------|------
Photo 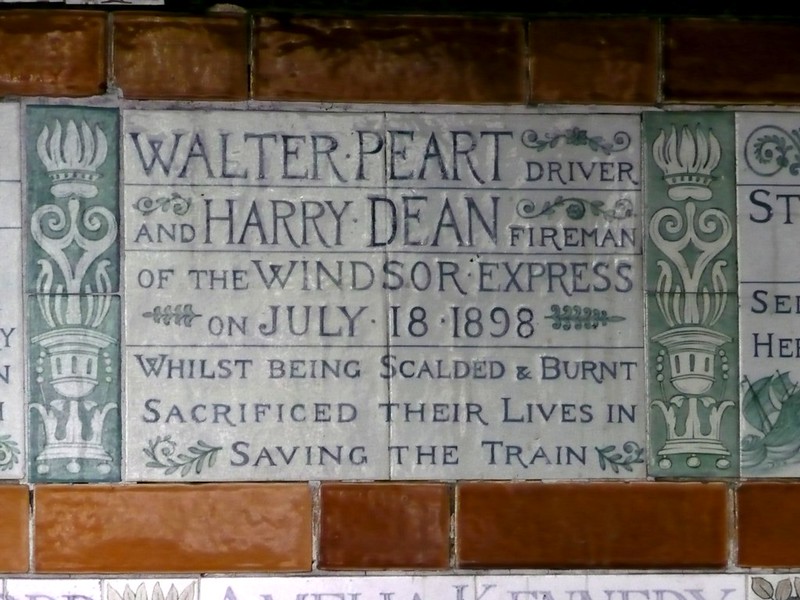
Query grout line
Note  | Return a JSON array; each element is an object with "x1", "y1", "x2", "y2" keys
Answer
[
  {"x1": 247, "y1": 10, "x2": 255, "y2": 101},
  {"x1": 524, "y1": 17, "x2": 533, "y2": 106},
  {"x1": 729, "y1": 481, "x2": 738, "y2": 571},
  {"x1": 656, "y1": 17, "x2": 665, "y2": 106},
  {"x1": 450, "y1": 481, "x2": 457, "y2": 569},
  {"x1": 27, "y1": 483, "x2": 33, "y2": 573},
  {"x1": 311, "y1": 480, "x2": 321, "y2": 571},
  {"x1": 107, "y1": 11, "x2": 116, "y2": 97}
]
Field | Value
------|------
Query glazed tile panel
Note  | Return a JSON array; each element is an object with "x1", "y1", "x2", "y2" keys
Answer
[
  {"x1": 121, "y1": 109, "x2": 644, "y2": 480},
  {"x1": 8, "y1": 102, "x2": 800, "y2": 481}
]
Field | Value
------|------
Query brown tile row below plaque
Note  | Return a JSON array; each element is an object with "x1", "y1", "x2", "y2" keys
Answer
[{"x1": 0, "y1": 482, "x2": 775, "y2": 571}]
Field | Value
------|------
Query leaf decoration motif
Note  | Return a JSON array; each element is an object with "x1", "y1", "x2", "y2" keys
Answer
[
  {"x1": 752, "y1": 577, "x2": 775, "y2": 600},
  {"x1": 595, "y1": 442, "x2": 644, "y2": 473},
  {"x1": 776, "y1": 579, "x2": 792, "y2": 600},
  {"x1": 142, "y1": 304, "x2": 202, "y2": 327},
  {"x1": 516, "y1": 196, "x2": 633, "y2": 222},
  {"x1": 545, "y1": 304, "x2": 626, "y2": 331},
  {"x1": 144, "y1": 435, "x2": 221, "y2": 477}
]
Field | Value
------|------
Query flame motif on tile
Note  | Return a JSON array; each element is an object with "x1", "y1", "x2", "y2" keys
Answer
[
  {"x1": 645, "y1": 112, "x2": 738, "y2": 476},
  {"x1": 26, "y1": 106, "x2": 120, "y2": 482}
]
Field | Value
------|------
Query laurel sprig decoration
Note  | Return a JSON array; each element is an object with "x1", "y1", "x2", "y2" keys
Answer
[{"x1": 142, "y1": 304, "x2": 202, "y2": 327}]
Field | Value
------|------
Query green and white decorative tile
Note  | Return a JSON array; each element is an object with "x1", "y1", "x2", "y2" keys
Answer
[
  {"x1": 122, "y1": 108, "x2": 390, "y2": 480},
  {"x1": 26, "y1": 106, "x2": 119, "y2": 294},
  {"x1": 28, "y1": 295, "x2": 120, "y2": 481},
  {"x1": 648, "y1": 291, "x2": 739, "y2": 474},
  {"x1": 383, "y1": 111, "x2": 645, "y2": 479},
  {"x1": 25, "y1": 105, "x2": 120, "y2": 482},
  {"x1": 0, "y1": 104, "x2": 24, "y2": 479},
  {"x1": 738, "y1": 112, "x2": 800, "y2": 476},
  {"x1": 645, "y1": 112, "x2": 738, "y2": 477}
]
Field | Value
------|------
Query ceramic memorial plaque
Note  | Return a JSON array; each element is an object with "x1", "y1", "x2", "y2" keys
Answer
[{"x1": 122, "y1": 107, "x2": 644, "y2": 481}]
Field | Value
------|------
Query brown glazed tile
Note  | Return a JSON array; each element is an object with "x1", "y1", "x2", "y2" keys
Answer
[
  {"x1": 0, "y1": 486, "x2": 30, "y2": 573},
  {"x1": 738, "y1": 482, "x2": 800, "y2": 567},
  {"x1": 457, "y1": 482, "x2": 727, "y2": 568},
  {"x1": 34, "y1": 484, "x2": 311, "y2": 572},
  {"x1": 530, "y1": 18, "x2": 658, "y2": 104},
  {"x1": 665, "y1": 20, "x2": 800, "y2": 103},
  {"x1": 113, "y1": 13, "x2": 247, "y2": 100},
  {"x1": 0, "y1": 11, "x2": 105, "y2": 97},
  {"x1": 320, "y1": 483, "x2": 450, "y2": 569},
  {"x1": 254, "y1": 16, "x2": 526, "y2": 103}
]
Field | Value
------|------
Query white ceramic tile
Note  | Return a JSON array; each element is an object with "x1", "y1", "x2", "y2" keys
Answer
[
  {"x1": 122, "y1": 108, "x2": 390, "y2": 480},
  {"x1": 739, "y1": 112, "x2": 800, "y2": 186},
  {"x1": 588, "y1": 575, "x2": 744, "y2": 600},
  {"x1": 0, "y1": 104, "x2": 20, "y2": 184},
  {"x1": 0, "y1": 228, "x2": 24, "y2": 479},
  {"x1": 201, "y1": 577, "x2": 479, "y2": 600},
  {"x1": 740, "y1": 281, "x2": 800, "y2": 476},
  {"x1": 201, "y1": 577, "x2": 744, "y2": 600},
  {"x1": 738, "y1": 112, "x2": 800, "y2": 282},
  {"x1": 124, "y1": 345, "x2": 389, "y2": 480},
  {"x1": 6, "y1": 579, "x2": 102, "y2": 600},
  {"x1": 104, "y1": 580, "x2": 198, "y2": 600},
  {"x1": 0, "y1": 104, "x2": 23, "y2": 479},
  {"x1": 384, "y1": 112, "x2": 641, "y2": 192},
  {"x1": 383, "y1": 113, "x2": 644, "y2": 479},
  {"x1": 737, "y1": 186, "x2": 800, "y2": 282},
  {"x1": 123, "y1": 109, "x2": 386, "y2": 188},
  {"x1": 475, "y1": 576, "x2": 589, "y2": 600}
]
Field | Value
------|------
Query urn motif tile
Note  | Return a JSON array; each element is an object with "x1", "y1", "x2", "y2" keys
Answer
[
  {"x1": 26, "y1": 105, "x2": 121, "y2": 482},
  {"x1": 644, "y1": 111, "x2": 738, "y2": 477}
]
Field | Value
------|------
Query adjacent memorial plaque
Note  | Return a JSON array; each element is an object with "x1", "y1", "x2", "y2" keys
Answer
[
  {"x1": 122, "y1": 108, "x2": 644, "y2": 480},
  {"x1": 201, "y1": 574, "x2": 743, "y2": 600},
  {"x1": 738, "y1": 112, "x2": 800, "y2": 476},
  {"x1": 0, "y1": 104, "x2": 23, "y2": 479}
]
